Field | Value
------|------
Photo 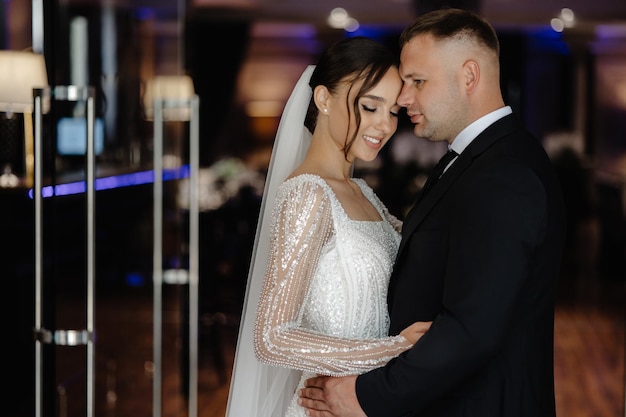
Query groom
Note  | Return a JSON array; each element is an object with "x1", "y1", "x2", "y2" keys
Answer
[{"x1": 298, "y1": 8, "x2": 566, "y2": 417}]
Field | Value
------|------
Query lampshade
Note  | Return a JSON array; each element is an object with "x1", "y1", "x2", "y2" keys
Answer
[
  {"x1": 0, "y1": 50, "x2": 49, "y2": 113},
  {"x1": 143, "y1": 75, "x2": 195, "y2": 121}
]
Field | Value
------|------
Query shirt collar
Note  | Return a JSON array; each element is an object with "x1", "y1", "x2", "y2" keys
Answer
[{"x1": 449, "y1": 106, "x2": 512, "y2": 154}]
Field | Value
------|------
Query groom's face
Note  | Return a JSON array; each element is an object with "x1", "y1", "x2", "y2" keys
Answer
[{"x1": 398, "y1": 34, "x2": 465, "y2": 144}]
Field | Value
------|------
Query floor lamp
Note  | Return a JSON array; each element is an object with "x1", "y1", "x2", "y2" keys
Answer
[{"x1": 0, "y1": 50, "x2": 49, "y2": 187}]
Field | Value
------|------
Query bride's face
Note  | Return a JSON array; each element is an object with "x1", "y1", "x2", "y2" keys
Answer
[{"x1": 328, "y1": 67, "x2": 402, "y2": 163}]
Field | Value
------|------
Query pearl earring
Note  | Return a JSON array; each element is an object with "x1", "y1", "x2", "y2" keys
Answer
[{"x1": 323, "y1": 108, "x2": 328, "y2": 113}]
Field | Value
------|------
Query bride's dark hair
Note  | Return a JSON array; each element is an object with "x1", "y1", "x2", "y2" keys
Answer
[{"x1": 304, "y1": 36, "x2": 399, "y2": 160}]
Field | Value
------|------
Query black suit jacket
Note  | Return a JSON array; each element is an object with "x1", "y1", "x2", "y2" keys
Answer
[{"x1": 356, "y1": 114, "x2": 566, "y2": 417}]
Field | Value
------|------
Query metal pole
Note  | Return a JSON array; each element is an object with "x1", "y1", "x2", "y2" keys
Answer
[
  {"x1": 86, "y1": 91, "x2": 96, "y2": 417},
  {"x1": 152, "y1": 94, "x2": 199, "y2": 417},
  {"x1": 33, "y1": 88, "x2": 44, "y2": 417},
  {"x1": 33, "y1": 86, "x2": 96, "y2": 417},
  {"x1": 31, "y1": 0, "x2": 45, "y2": 54},
  {"x1": 188, "y1": 95, "x2": 200, "y2": 417},
  {"x1": 152, "y1": 98, "x2": 164, "y2": 417}
]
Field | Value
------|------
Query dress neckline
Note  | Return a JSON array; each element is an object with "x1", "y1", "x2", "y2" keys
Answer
[{"x1": 284, "y1": 173, "x2": 384, "y2": 223}]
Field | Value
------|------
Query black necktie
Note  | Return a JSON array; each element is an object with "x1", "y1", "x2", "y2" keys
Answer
[{"x1": 420, "y1": 149, "x2": 458, "y2": 198}]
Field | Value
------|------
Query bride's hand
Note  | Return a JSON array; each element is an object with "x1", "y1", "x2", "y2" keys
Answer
[{"x1": 399, "y1": 321, "x2": 432, "y2": 345}]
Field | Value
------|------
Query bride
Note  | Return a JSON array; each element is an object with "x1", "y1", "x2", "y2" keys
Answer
[{"x1": 225, "y1": 37, "x2": 430, "y2": 417}]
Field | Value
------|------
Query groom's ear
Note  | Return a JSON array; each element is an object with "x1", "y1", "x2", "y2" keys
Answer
[{"x1": 313, "y1": 85, "x2": 330, "y2": 113}]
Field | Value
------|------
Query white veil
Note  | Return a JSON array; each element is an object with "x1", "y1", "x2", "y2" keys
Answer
[{"x1": 225, "y1": 65, "x2": 315, "y2": 417}]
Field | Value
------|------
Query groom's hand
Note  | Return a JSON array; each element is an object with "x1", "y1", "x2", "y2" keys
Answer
[{"x1": 298, "y1": 375, "x2": 367, "y2": 417}]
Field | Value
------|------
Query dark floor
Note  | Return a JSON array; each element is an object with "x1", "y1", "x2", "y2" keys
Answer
[{"x1": 40, "y1": 274, "x2": 624, "y2": 417}]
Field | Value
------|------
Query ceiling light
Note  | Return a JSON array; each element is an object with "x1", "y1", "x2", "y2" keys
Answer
[
  {"x1": 560, "y1": 8, "x2": 575, "y2": 28},
  {"x1": 344, "y1": 18, "x2": 360, "y2": 32},
  {"x1": 327, "y1": 7, "x2": 360, "y2": 31},
  {"x1": 550, "y1": 18, "x2": 565, "y2": 33}
]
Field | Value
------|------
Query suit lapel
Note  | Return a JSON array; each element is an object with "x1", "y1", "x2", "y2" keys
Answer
[
  {"x1": 396, "y1": 154, "x2": 469, "y2": 255},
  {"x1": 394, "y1": 114, "x2": 521, "y2": 262}
]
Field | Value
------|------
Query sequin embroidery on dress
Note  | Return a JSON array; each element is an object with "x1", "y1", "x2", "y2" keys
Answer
[{"x1": 254, "y1": 174, "x2": 405, "y2": 417}]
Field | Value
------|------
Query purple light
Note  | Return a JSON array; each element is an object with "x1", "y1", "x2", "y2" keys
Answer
[{"x1": 27, "y1": 165, "x2": 190, "y2": 199}]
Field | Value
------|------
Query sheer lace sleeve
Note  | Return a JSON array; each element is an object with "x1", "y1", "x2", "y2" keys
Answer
[{"x1": 253, "y1": 179, "x2": 411, "y2": 377}]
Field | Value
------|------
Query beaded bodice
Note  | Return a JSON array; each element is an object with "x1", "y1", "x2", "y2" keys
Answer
[{"x1": 254, "y1": 174, "x2": 407, "y2": 377}]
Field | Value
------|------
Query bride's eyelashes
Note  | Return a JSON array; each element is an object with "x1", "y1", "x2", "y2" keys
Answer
[{"x1": 361, "y1": 103, "x2": 400, "y2": 118}]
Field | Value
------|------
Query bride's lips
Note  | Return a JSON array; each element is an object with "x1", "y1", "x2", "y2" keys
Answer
[{"x1": 363, "y1": 134, "x2": 383, "y2": 148}]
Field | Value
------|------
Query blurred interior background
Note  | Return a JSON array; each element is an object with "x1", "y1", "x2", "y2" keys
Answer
[{"x1": 1, "y1": 1, "x2": 624, "y2": 417}]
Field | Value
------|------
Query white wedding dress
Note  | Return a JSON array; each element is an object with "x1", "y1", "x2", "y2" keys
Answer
[
  {"x1": 225, "y1": 65, "x2": 407, "y2": 417},
  {"x1": 254, "y1": 174, "x2": 405, "y2": 417}
]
